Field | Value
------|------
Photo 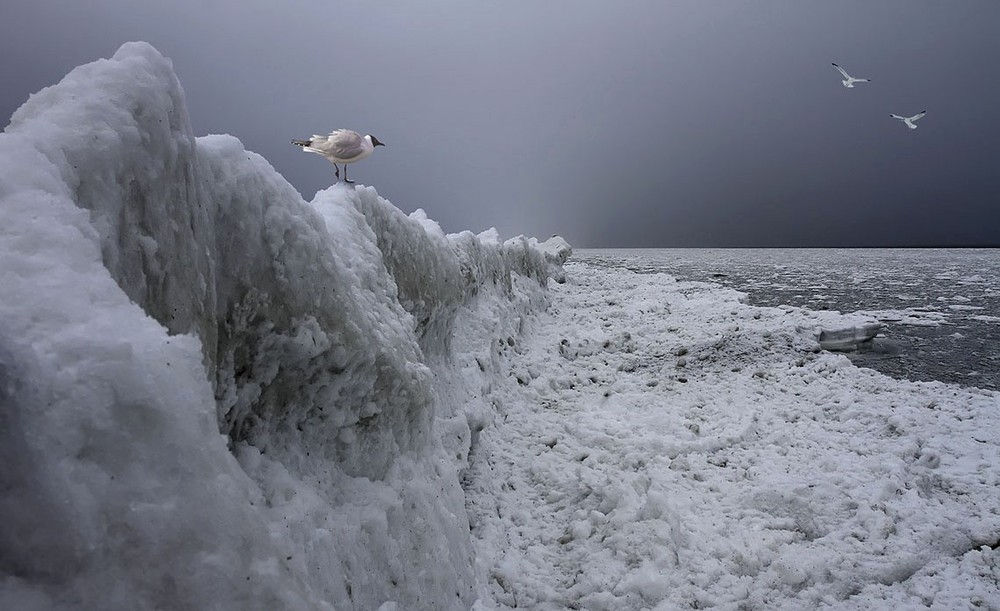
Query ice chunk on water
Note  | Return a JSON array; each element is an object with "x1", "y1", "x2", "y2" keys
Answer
[{"x1": 816, "y1": 321, "x2": 882, "y2": 351}]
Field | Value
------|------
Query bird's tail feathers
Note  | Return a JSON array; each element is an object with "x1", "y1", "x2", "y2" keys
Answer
[{"x1": 291, "y1": 139, "x2": 311, "y2": 147}]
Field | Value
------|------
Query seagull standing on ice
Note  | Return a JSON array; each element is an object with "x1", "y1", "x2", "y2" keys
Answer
[
  {"x1": 291, "y1": 129, "x2": 385, "y2": 183},
  {"x1": 832, "y1": 63, "x2": 870, "y2": 88},
  {"x1": 889, "y1": 111, "x2": 926, "y2": 130}
]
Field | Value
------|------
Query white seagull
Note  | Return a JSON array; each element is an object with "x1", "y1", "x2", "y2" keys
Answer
[
  {"x1": 292, "y1": 129, "x2": 385, "y2": 183},
  {"x1": 889, "y1": 110, "x2": 927, "y2": 130},
  {"x1": 832, "y1": 63, "x2": 870, "y2": 88}
]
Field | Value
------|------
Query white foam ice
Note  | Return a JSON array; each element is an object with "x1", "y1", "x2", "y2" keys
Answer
[{"x1": 465, "y1": 261, "x2": 1000, "y2": 609}]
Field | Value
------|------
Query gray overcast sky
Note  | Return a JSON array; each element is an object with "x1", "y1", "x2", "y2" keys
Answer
[{"x1": 3, "y1": 1, "x2": 999, "y2": 247}]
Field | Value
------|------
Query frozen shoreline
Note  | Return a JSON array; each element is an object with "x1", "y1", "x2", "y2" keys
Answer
[
  {"x1": 467, "y1": 260, "x2": 1000, "y2": 609},
  {"x1": 3, "y1": 42, "x2": 998, "y2": 610},
  {"x1": 574, "y1": 248, "x2": 1000, "y2": 392}
]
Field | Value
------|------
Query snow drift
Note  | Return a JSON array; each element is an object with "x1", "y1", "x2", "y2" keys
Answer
[{"x1": 0, "y1": 42, "x2": 568, "y2": 610}]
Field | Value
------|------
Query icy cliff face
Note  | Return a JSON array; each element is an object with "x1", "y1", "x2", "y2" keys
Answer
[{"x1": 0, "y1": 42, "x2": 567, "y2": 610}]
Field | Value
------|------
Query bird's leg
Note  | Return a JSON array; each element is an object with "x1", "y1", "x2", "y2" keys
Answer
[
  {"x1": 333, "y1": 164, "x2": 340, "y2": 181},
  {"x1": 344, "y1": 165, "x2": 353, "y2": 184}
]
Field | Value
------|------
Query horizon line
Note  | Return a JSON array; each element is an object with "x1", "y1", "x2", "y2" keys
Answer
[{"x1": 574, "y1": 244, "x2": 1000, "y2": 250}]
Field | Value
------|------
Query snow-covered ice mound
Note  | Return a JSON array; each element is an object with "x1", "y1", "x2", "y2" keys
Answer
[
  {"x1": 465, "y1": 263, "x2": 1000, "y2": 609},
  {"x1": 0, "y1": 42, "x2": 567, "y2": 610}
]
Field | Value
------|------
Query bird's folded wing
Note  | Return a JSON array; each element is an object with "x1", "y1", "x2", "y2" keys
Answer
[{"x1": 324, "y1": 130, "x2": 366, "y2": 159}]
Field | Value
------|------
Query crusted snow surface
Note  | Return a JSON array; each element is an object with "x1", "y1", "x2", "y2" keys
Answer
[{"x1": 466, "y1": 262, "x2": 1000, "y2": 610}]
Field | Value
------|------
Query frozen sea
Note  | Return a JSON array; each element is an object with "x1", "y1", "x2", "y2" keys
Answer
[{"x1": 576, "y1": 248, "x2": 1000, "y2": 391}]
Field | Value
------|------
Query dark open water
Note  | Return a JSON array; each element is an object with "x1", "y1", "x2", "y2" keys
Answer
[{"x1": 575, "y1": 248, "x2": 1000, "y2": 391}]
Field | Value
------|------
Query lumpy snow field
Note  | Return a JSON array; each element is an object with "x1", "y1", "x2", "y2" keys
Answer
[{"x1": 466, "y1": 260, "x2": 1000, "y2": 610}]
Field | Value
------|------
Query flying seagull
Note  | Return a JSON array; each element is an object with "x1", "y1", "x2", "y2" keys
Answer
[
  {"x1": 832, "y1": 63, "x2": 870, "y2": 88},
  {"x1": 890, "y1": 111, "x2": 926, "y2": 130},
  {"x1": 292, "y1": 129, "x2": 385, "y2": 183}
]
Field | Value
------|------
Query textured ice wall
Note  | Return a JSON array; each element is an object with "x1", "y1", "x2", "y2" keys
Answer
[{"x1": 0, "y1": 42, "x2": 566, "y2": 610}]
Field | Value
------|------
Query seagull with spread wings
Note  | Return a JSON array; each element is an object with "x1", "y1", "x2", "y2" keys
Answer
[
  {"x1": 832, "y1": 63, "x2": 870, "y2": 88},
  {"x1": 890, "y1": 111, "x2": 927, "y2": 130}
]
